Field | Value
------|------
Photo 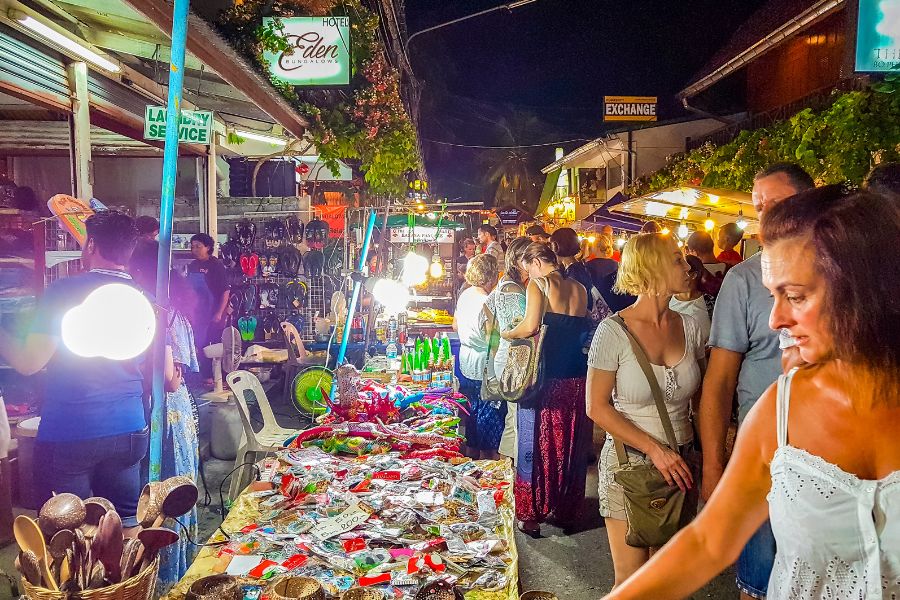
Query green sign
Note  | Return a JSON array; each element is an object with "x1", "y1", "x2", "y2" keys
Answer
[
  {"x1": 263, "y1": 17, "x2": 351, "y2": 86},
  {"x1": 856, "y1": 0, "x2": 900, "y2": 72},
  {"x1": 143, "y1": 106, "x2": 213, "y2": 144}
]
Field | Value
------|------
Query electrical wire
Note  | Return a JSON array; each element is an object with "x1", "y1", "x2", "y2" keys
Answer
[{"x1": 423, "y1": 137, "x2": 591, "y2": 149}]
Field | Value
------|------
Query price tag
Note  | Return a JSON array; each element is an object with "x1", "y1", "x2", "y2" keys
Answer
[{"x1": 311, "y1": 501, "x2": 371, "y2": 540}]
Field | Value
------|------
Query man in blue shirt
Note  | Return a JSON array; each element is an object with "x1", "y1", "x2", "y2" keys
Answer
[
  {"x1": 0, "y1": 211, "x2": 147, "y2": 526},
  {"x1": 697, "y1": 163, "x2": 814, "y2": 600}
]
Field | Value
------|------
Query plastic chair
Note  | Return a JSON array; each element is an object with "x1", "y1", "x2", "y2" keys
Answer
[
  {"x1": 280, "y1": 321, "x2": 308, "y2": 403},
  {"x1": 225, "y1": 370, "x2": 300, "y2": 501}
]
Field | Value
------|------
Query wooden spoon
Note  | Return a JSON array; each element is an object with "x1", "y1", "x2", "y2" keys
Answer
[
  {"x1": 16, "y1": 550, "x2": 42, "y2": 586},
  {"x1": 93, "y1": 511, "x2": 123, "y2": 583},
  {"x1": 48, "y1": 529, "x2": 74, "y2": 585},
  {"x1": 87, "y1": 562, "x2": 105, "y2": 589},
  {"x1": 13, "y1": 515, "x2": 57, "y2": 590},
  {"x1": 119, "y1": 538, "x2": 141, "y2": 582},
  {"x1": 73, "y1": 528, "x2": 88, "y2": 589},
  {"x1": 82, "y1": 497, "x2": 114, "y2": 539},
  {"x1": 137, "y1": 527, "x2": 179, "y2": 572},
  {"x1": 59, "y1": 550, "x2": 72, "y2": 587},
  {"x1": 161, "y1": 477, "x2": 199, "y2": 521}
]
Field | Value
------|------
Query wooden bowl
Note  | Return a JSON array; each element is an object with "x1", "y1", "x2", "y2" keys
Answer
[
  {"x1": 38, "y1": 493, "x2": 85, "y2": 537},
  {"x1": 520, "y1": 593, "x2": 559, "y2": 600},
  {"x1": 414, "y1": 581, "x2": 464, "y2": 600},
  {"x1": 136, "y1": 482, "x2": 164, "y2": 528},
  {"x1": 268, "y1": 576, "x2": 325, "y2": 600},
  {"x1": 186, "y1": 574, "x2": 242, "y2": 600}
]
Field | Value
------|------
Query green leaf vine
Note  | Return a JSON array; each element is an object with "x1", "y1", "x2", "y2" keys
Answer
[{"x1": 626, "y1": 79, "x2": 900, "y2": 197}]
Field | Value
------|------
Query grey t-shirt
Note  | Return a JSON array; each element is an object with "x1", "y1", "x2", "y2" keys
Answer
[{"x1": 708, "y1": 252, "x2": 781, "y2": 423}]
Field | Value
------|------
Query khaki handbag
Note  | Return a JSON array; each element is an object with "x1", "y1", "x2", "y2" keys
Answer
[
  {"x1": 609, "y1": 315, "x2": 687, "y2": 548},
  {"x1": 481, "y1": 279, "x2": 547, "y2": 405}
]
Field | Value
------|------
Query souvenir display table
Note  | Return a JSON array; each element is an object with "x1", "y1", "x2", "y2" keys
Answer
[{"x1": 165, "y1": 369, "x2": 518, "y2": 600}]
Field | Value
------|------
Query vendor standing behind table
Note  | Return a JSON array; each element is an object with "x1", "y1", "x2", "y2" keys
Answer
[
  {"x1": 187, "y1": 233, "x2": 229, "y2": 384},
  {"x1": 0, "y1": 211, "x2": 147, "y2": 527}
]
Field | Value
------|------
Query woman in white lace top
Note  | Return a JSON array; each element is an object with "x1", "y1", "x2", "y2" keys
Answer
[{"x1": 602, "y1": 190, "x2": 900, "y2": 599}]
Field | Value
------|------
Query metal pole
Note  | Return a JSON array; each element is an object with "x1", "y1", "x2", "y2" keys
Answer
[
  {"x1": 149, "y1": 0, "x2": 190, "y2": 483},
  {"x1": 406, "y1": 0, "x2": 538, "y2": 49},
  {"x1": 333, "y1": 209, "x2": 377, "y2": 378}
]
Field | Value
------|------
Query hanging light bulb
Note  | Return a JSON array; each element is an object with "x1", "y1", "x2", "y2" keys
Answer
[
  {"x1": 429, "y1": 255, "x2": 445, "y2": 279},
  {"x1": 371, "y1": 278, "x2": 411, "y2": 315},
  {"x1": 677, "y1": 222, "x2": 690, "y2": 239},
  {"x1": 736, "y1": 210, "x2": 748, "y2": 230},
  {"x1": 616, "y1": 235, "x2": 627, "y2": 248},
  {"x1": 401, "y1": 251, "x2": 429, "y2": 287},
  {"x1": 704, "y1": 213, "x2": 715, "y2": 231},
  {"x1": 661, "y1": 226, "x2": 671, "y2": 236},
  {"x1": 677, "y1": 240, "x2": 684, "y2": 248}
]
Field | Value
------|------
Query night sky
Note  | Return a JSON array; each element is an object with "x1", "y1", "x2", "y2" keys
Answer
[{"x1": 403, "y1": 0, "x2": 768, "y2": 203}]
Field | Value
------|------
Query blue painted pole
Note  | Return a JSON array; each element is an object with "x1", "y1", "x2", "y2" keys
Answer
[
  {"x1": 332, "y1": 210, "x2": 377, "y2": 390},
  {"x1": 150, "y1": 0, "x2": 190, "y2": 482}
]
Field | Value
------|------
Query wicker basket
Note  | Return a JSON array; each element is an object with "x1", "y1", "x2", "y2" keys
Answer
[{"x1": 21, "y1": 558, "x2": 159, "y2": 600}]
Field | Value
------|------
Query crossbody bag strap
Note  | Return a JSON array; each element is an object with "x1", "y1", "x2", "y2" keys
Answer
[
  {"x1": 610, "y1": 314, "x2": 679, "y2": 467},
  {"x1": 533, "y1": 276, "x2": 550, "y2": 322}
]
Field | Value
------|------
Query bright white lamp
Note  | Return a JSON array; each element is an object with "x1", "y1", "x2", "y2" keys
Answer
[
  {"x1": 401, "y1": 252, "x2": 429, "y2": 287},
  {"x1": 61, "y1": 284, "x2": 156, "y2": 360},
  {"x1": 677, "y1": 223, "x2": 690, "y2": 239},
  {"x1": 372, "y1": 278, "x2": 411, "y2": 315}
]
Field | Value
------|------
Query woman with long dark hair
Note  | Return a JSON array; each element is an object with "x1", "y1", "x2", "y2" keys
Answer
[
  {"x1": 480, "y1": 237, "x2": 531, "y2": 460},
  {"x1": 502, "y1": 242, "x2": 590, "y2": 535},
  {"x1": 601, "y1": 192, "x2": 900, "y2": 599}
]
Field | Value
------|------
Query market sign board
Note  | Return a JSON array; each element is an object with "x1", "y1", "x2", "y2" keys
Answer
[
  {"x1": 263, "y1": 17, "x2": 351, "y2": 86},
  {"x1": 604, "y1": 96, "x2": 657, "y2": 122},
  {"x1": 389, "y1": 227, "x2": 455, "y2": 244},
  {"x1": 144, "y1": 106, "x2": 213, "y2": 144},
  {"x1": 856, "y1": 0, "x2": 900, "y2": 71}
]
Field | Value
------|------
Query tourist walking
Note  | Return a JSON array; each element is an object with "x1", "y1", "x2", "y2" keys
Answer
[
  {"x1": 480, "y1": 237, "x2": 530, "y2": 461},
  {"x1": 602, "y1": 190, "x2": 900, "y2": 600},
  {"x1": 587, "y1": 233, "x2": 706, "y2": 586},
  {"x1": 502, "y1": 243, "x2": 590, "y2": 536},
  {"x1": 478, "y1": 224, "x2": 505, "y2": 266},
  {"x1": 587, "y1": 234, "x2": 635, "y2": 312},
  {"x1": 697, "y1": 162, "x2": 814, "y2": 600},
  {"x1": 669, "y1": 255, "x2": 713, "y2": 345},
  {"x1": 454, "y1": 254, "x2": 504, "y2": 459}
]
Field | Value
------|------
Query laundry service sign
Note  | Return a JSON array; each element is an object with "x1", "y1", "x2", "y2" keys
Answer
[
  {"x1": 144, "y1": 106, "x2": 213, "y2": 144},
  {"x1": 263, "y1": 17, "x2": 351, "y2": 86}
]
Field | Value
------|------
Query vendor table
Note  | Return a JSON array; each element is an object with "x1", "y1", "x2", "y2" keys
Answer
[{"x1": 163, "y1": 455, "x2": 518, "y2": 600}]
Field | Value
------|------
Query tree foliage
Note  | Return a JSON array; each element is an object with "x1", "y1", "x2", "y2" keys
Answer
[
  {"x1": 626, "y1": 79, "x2": 900, "y2": 197},
  {"x1": 218, "y1": 0, "x2": 420, "y2": 195}
]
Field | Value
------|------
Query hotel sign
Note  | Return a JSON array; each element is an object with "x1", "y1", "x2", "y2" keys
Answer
[
  {"x1": 263, "y1": 17, "x2": 351, "y2": 86},
  {"x1": 856, "y1": 0, "x2": 900, "y2": 71},
  {"x1": 604, "y1": 96, "x2": 657, "y2": 122}
]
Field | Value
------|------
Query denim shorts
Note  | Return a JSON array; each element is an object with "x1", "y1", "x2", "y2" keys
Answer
[{"x1": 736, "y1": 520, "x2": 776, "y2": 598}]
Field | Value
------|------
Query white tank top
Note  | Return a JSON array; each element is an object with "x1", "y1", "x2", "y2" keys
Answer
[{"x1": 767, "y1": 368, "x2": 900, "y2": 599}]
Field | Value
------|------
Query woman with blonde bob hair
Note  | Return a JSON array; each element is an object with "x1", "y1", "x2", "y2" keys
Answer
[
  {"x1": 587, "y1": 233, "x2": 706, "y2": 586},
  {"x1": 601, "y1": 192, "x2": 900, "y2": 599},
  {"x1": 454, "y1": 254, "x2": 503, "y2": 459}
]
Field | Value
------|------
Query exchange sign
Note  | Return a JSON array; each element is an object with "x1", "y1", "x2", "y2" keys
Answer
[
  {"x1": 856, "y1": 0, "x2": 900, "y2": 72},
  {"x1": 604, "y1": 96, "x2": 657, "y2": 122},
  {"x1": 143, "y1": 106, "x2": 213, "y2": 144},
  {"x1": 263, "y1": 17, "x2": 351, "y2": 86}
]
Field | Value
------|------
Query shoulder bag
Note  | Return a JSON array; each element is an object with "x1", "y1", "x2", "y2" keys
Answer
[
  {"x1": 481, "y1": 279, "x2": 547, "y2": 405},
  {"x1": 609, "y1": 314, "x2": 687, "y2": 548}
]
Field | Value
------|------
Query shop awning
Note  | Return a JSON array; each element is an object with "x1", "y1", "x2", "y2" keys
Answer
[
  {"x1": 351, "y1": 214, "x2": 465, "y2": 230},
  {"x1": 536, "y1": 168, "x2": 561, "y2": 216},
  {"x1": 609, "y1": 185, "x2": 759, "y2": 232},
  {"x1": 581, "y1": 197, "x2": 644, "y2": 232}
]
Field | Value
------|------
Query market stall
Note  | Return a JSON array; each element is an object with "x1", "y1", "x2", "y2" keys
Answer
[{"x1": 163, "y1": 364, "x2": 518, "y2": 600}]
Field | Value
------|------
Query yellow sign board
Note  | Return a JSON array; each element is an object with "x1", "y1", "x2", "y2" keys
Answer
[{"x1": 604, "y1": 96, "x2": 658, "y2": 122}]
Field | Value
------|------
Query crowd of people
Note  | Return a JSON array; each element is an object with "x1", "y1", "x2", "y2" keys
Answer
[{"x1": 455, "y1": 161, "x2": 900, "y2": 599}]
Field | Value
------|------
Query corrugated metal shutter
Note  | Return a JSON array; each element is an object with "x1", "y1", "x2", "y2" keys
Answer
[
  {"x1": 0, "y1": 25, "x2": 69, "y2": 111},
  {"x1": 87, "y1": 72, "x2": 147, "y2": 119}
]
